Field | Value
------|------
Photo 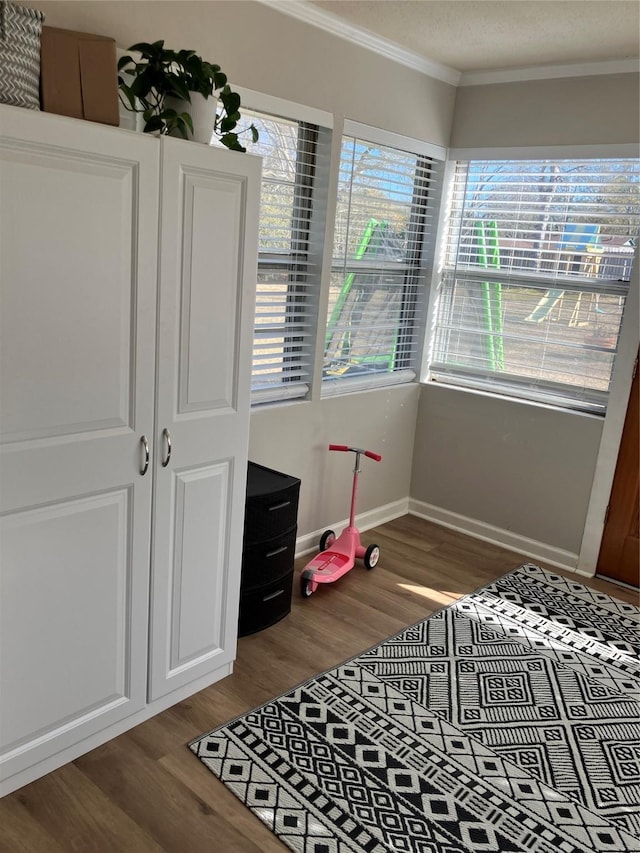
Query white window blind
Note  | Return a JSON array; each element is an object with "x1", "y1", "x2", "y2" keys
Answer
[
  {"x1": 430, "y1": 158, "x2": 640, "y2": 412},
  {"x1": 234, "y1": 108, "x2": 329, "y2": 403},
  {"x1": 323, "y1": 134, "x2": 442, "y2": 390}
]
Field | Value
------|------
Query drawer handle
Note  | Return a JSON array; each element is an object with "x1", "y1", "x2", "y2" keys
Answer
[
  {"x1": 263, "y1": 588, "x2": 284, "y2": 602},
  {"x1": 265, "y1": 545, "x2": 288, "y2": 558},
  {"x1": 268, "y1": 501, "x2": 291, "y2": 512}
]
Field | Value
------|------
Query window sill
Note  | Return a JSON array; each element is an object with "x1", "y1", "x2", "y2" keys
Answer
[
  {"x1": 321, "y1": 369, "x2": 417, "y2": 397},
  {"x1": 421, "y1": 376, "x2": 604, "y2": 420},
  {"x1": 251, "y1": 384, "x2": 309, "y2": 407}
]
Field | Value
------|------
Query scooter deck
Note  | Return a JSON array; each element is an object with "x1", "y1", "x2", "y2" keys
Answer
[{"x1": 304, "y1": 549, "x2": 352, "y2": 582}]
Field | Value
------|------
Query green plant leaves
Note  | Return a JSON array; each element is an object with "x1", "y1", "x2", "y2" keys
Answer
[
  {"x1": 143, "y1": 114, "x2": 164, "y2": 134},
  {"x1": 117, "y1": 41, "x2": 258, "y2": 149},
  {"x1": 166, "y1": 75, "x2": 191, "y2": 101},
  {"x1": 220, "y1": 88, "x2": 241, "y2": 115},
  {"x1": 218, "y1": 133, "x2": 246, "y2": 153},
  {"x1": 127, "y1": 40, "x2": 166, "y2": 54}
]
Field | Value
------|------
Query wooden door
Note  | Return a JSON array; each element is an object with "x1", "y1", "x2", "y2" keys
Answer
[
  {"x1": 147, "y1": 138, "x2": 261, "y2": 701},
  {"x1": 597, "y1": 358, "x2": 639, "y2": 587},
  {"x1": 0, "y1": 108, "x2": 159, "y2": 786}
]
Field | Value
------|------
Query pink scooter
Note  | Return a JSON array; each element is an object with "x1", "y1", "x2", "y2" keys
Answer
[{"x1": 300, "y1": 444, "x2": 382, "y2": 598}]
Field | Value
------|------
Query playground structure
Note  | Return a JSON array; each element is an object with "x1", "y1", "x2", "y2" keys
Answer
[
  {"x1": 323, "y1": 219, "x2": 407, "y2": 379},
  {"x1": 524, "y1": 223, "x2": 601, "y2": 325},
  {"x1": 524, "y1": 288, "x2": 606, "y2": 328},
  {"x1": 323, "y1": 217, "x2": 508, "y2": 379},
  {"x1": 474, "y1": 220, "x2": 504, "y2": 372},
  {"x1": 324, "y1": 217, "x2": 619, "y2": 384},
  {"x1": 463, "y1": 221, "x2": 610, "y2": 360}
]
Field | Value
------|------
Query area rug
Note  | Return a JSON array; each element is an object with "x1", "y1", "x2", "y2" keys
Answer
[{"x1": 190, "y1": 564, "x2": 640, "y2": 853}]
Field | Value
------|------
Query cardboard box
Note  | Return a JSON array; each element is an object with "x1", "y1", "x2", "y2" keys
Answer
[{"x1": 40, "y1": 26, "x2": 120, "y2": 126}]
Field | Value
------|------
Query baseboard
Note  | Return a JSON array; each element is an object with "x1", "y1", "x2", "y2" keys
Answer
[
  {"x1": 295, "y1": 498, "x2": 409, "y2": 558},
  {"x1": 408, "y1": 499, "x2": 580, "y2": 573},
  {"x1": 0, "y1": 661, "x2": 233, "y2": 798},
  {"x1": 295, "y1": 497, "x2": 581, "y2": 573}
]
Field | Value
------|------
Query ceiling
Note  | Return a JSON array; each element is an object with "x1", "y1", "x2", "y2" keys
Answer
[{"x1": 304, "y1": 0, "x2": 640, "y2": 79}]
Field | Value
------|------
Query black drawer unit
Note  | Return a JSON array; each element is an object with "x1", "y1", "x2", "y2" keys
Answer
[
  {"x1": 239, "y1": 462, "x2": 300, "y2": 636},
  {"x1": 239, "y1": 572, "x2": 295, "y2": 639},
  {"x1": 242, "y1": 527, "x2": 297, "y2": 590}
]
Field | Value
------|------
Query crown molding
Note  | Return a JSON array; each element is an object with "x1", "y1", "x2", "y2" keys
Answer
[
  {"x1": 257, "y1": 0, "x2": 461, "y2": 86},
  {"x1": 460, "y1": 57, "x2": 640, "y2": 86},
  {"x1": 258, "y1": 1, "x2": 639, "y2": 88}
]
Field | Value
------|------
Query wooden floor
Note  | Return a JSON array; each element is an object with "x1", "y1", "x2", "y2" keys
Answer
[{"x1": 1, "y1": 515, "x2": 637, "y2": 853}]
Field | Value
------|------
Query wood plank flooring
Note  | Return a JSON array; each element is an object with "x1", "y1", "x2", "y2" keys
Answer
[{"x1": 1, "y1": 515, "x2": 637, "y2": 853}]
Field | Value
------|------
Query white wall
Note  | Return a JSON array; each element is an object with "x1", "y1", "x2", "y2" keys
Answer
[
  {"x1": 29, "y1": 0, "x2": 455, "y2": 538},
  {"x1": 250, "y1": 385, "x2": 420, "y2": 541},
  {"x1": 27, "y1": 2, "x2": 639, "y2": 562},
  {"x1": 410, "y1": 385, "x2": 603, "y2": 557},
  {"x1": 451, "y1": 73, "x2": 639, "y2": 149},
  {"x1": 30, "y1": 1, "x2": 454, "y2": 147},
  {"x1": 412, "y1": 72, "x2": 640, "y2": 568}
]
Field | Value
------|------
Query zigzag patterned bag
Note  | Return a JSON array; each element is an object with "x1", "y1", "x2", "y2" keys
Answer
[{"x1": 0, "y1": 0, "x2": 44, "y2": 109}]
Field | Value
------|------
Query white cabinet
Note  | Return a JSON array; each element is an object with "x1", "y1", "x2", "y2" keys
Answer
[
  {"x1": 149, "y1": 126, "x2": 258, "y2": 700},
  {"x1": 0, "y1": 106, "x2": 260, "y2": 795}
]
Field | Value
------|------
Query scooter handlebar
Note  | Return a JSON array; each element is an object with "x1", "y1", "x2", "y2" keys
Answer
[{"x1": 328, "y1": 444, "x2": 382, "y2": 462}]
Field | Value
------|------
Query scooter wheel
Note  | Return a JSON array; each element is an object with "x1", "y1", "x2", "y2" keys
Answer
[
  {"x1": 319, "y1": 529, "x2": 336, "y2": 552},
  {"x1": 301, "y1": 576, "x2": 315, "y2": 597},
  {"x1": 364, "y1": 544, "x2": 380, "y2": 570}
]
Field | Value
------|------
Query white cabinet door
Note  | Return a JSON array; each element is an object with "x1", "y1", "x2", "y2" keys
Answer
[
  {"x1": 148, "y1": 138, "x2": 260, "y2": 700},
  {"x1": 0, "y1": 108, "x2": 159, "y2": 781}
]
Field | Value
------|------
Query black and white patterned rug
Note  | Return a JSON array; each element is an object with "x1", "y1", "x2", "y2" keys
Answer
[{"x1": 190, "y1": 564, "x2": 640, "y2": 852}]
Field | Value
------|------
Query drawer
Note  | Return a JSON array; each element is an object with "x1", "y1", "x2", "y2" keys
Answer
[
  {"x1": 244, "y1": 484, "x2": 300, "y2": 544},
  {"x1": 238, "y1": 571, "x2": 293, "y2": 637},
  {"x1": 241, "y1": 526, "x2": 296, "y2": 591}
]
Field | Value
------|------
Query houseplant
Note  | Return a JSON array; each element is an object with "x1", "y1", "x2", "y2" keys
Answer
[{"x1": 117, "y1": 41, "x2": 258, "y2": 151}]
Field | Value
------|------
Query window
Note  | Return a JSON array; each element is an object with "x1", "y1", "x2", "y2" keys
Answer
[
  {"x1": 323, "y1": 127, "x2": 443, "y2": 392},
  {"x1": 234, "y1": 107, "x2": 330, "y2": 403},
  {"x1": 429, "y1": 157, "x2": 640, "y2": 412}
]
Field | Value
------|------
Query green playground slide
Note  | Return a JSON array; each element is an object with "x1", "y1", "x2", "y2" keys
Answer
[
  {"x1": 325, "y1": 218, "x2": 507, "y2": 377},
  {"x1": 475, "y1": 220, "x2": 504, "y2": 372},
  {"x1": 325, "y1": 218, "x2": 379, "y2": 362},
  {"x1": 324, "y1": 218, "x2": 400, "y2": 376}
]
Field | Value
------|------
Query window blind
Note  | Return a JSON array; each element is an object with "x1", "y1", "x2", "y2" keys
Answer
[
  {"x1": 232, "y1": 108, "x2": 329, "y2": 402},
  {"x1": 323, "y1": 135, "x2": 442, "y2": 390},
  {"x1": 430, "y1": 158, "x2": 640, "y2": 412}
]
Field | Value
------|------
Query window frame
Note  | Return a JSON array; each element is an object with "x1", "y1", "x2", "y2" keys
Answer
[
  {"x1": 321, "y1": 120, "x2": 446, "y2": 397},
  {"x1": 233, "y1": 89, "x2": 333, "y2": 405},
  {"x1": 423, "y1": 144, "x2": 640, "y2": 414}
]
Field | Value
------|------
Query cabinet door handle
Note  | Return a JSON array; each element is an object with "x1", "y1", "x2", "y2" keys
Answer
[
  {"x1": 265, "y1": 545, "x2": 288, "y2": 558},
  {"x1": 268, "y1": 501, "x2": 290, "y2": 512},
  {"x1": 161, "y1": 428, "x2": 172, "y2": 468},
  {"x1": 140, "y1": 435, "x2": 150, "y2": 476}
]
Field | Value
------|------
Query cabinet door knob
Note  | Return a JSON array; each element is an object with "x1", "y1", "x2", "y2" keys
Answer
[
  {"x1": 161, "y1": 428, "x2": 172, "y2": 468},
  {"x1": 140, "y1": 435, "x2": 150, "y2": 476}
]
